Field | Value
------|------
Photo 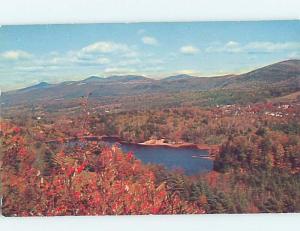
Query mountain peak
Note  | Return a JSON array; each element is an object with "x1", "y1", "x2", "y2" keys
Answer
[
  {"x1": 22, "y1": 81, "x2": 50, "y2": 90},
  {"x1": 82, "y1": 76, "x2": 103, "y2": 82},
  {"x1": 162, "y1": 74, "x2": 196, "y2": 81},
  {"x1": 36, "y1": 81, "x2": 50, "y2": 86}
]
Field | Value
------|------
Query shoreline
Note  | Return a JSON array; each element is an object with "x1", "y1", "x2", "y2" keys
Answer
[
  {"x1": 46, "y1": 136, "x2": 218, "y2": 159},
  {"x1": 136, "y1": 139, "x2": 219, "y2": 158}
]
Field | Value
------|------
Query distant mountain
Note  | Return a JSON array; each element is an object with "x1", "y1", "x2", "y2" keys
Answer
[
  {"x1": 104, "y1": 75, "x2": 152, "y2": 82},
  {"x1": 81, "y1": 75, "x2": 152, "y2": 83},
  {"x1": 17, "y1": 82, "x2": 52, "y2": 93},
  {"x1": 23, "y1": 81, "x2": 50, "y2": 89},
  {"x1": 2, "y1": 60, "x2": 299, "y2": 106},
  {"x1": 222, "y1": 59, "x2": 300, "y2": 89},
  {"x1": 82, "y1": 76, "x2": 104, "y2": 83},
  {"x1": 162, "y1": 74, "x2": 196, "y2": 81}
]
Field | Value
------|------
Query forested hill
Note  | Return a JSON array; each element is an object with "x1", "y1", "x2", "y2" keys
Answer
[{"x1": 2, "y1": 59, "x2": 300, "y2": 106}]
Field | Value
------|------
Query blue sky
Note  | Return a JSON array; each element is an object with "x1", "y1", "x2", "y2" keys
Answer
[{"x1": 0, "y1": 20, "x2": 299, "y2": 91}]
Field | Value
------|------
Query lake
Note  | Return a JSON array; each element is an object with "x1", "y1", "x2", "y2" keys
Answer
[
  {"x1": 104, "y1": 139, "x2": 213, "y2": 175},
  {"x1": 63, "y1": 137, "x2": 213, "y2": 175}
]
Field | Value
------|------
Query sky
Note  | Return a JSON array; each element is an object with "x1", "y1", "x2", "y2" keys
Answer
[{"x1": 0, "y1": 20, "x2": 299, "y2": 91}]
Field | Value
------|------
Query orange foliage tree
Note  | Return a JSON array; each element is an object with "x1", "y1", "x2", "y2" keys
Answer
[{"x1": 1, "y1": 122, "x2": 204, "y2": 216}]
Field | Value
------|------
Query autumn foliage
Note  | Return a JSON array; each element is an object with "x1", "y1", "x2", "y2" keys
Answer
[
  {"x1": 1, "y1": 99, "x2": 300, "y2": 215},
  {"x1": 0, "y1": 122, "x2": 203, "y2": 216}
]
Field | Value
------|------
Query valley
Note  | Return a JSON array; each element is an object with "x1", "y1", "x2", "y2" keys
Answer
[{"x1": 1, "y1": 59, "x2": 300, "y2": 215}]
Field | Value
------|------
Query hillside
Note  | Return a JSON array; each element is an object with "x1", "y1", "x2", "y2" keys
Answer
[
  {"x1": 1, "y1": 60, "x2": 299, "y2": 106},
  {"x1": 222, "y1": 60, "x2": 300, "y2": 89}
]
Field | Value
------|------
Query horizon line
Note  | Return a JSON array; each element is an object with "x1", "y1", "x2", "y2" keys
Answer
[{"x1": 2, "y1": 58, "x2": 299, "y2": 93}]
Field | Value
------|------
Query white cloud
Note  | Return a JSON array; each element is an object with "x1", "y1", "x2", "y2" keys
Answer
[
  {"x1": 81, "y1": 41, "x2": 130, "y2": 54},
  {"x1": 142, "y1": 36, "x2": 158, "y2": 45},
  {"x1": 78, "y1": 41, "x2": 138, "y2": 60},
  {"x1": 226, "y1": 41, "x2": 239, "y2": 47},
  {"x1": 206, "y1": 41, "x2": 241, "y2": 53},
  {"x1": 224, "y1": 41, "x2": 242, "y2": 53},
  {"x1": 245, "y1": 42, "x2": 300, "y2": 52},
  {"x1": 1, "y1": 50, "x2": 32, "y2": 60},
  {"x1": 103, "y1": 67, "x2": 137, "y2": 75},
  {"x1": 180, "y1": 45, "x2": 199, "y2": 55},
  {"x1": 206, "y1": 41, "x2": 300, "y2": 53}
]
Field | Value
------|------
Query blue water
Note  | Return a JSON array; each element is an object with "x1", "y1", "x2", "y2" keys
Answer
[
  {"x1": 65, "y1": 138, "x2": 213, "y2": 175},
  {"x1": 106, "y1": 141, "x2": 213, "y2": 175}
]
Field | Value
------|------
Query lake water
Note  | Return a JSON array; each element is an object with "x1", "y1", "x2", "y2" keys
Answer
[
  {"x1": 104, "y1": 140, "x2": 213, "y2": 175},
  {"x1": 64, "y1": 138, "x2": 213, "y2": 175}
]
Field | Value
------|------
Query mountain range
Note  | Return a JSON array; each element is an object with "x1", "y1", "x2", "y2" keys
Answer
[{"x1": 2, "y1": 60, "x2": 300, "y2": 106}]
